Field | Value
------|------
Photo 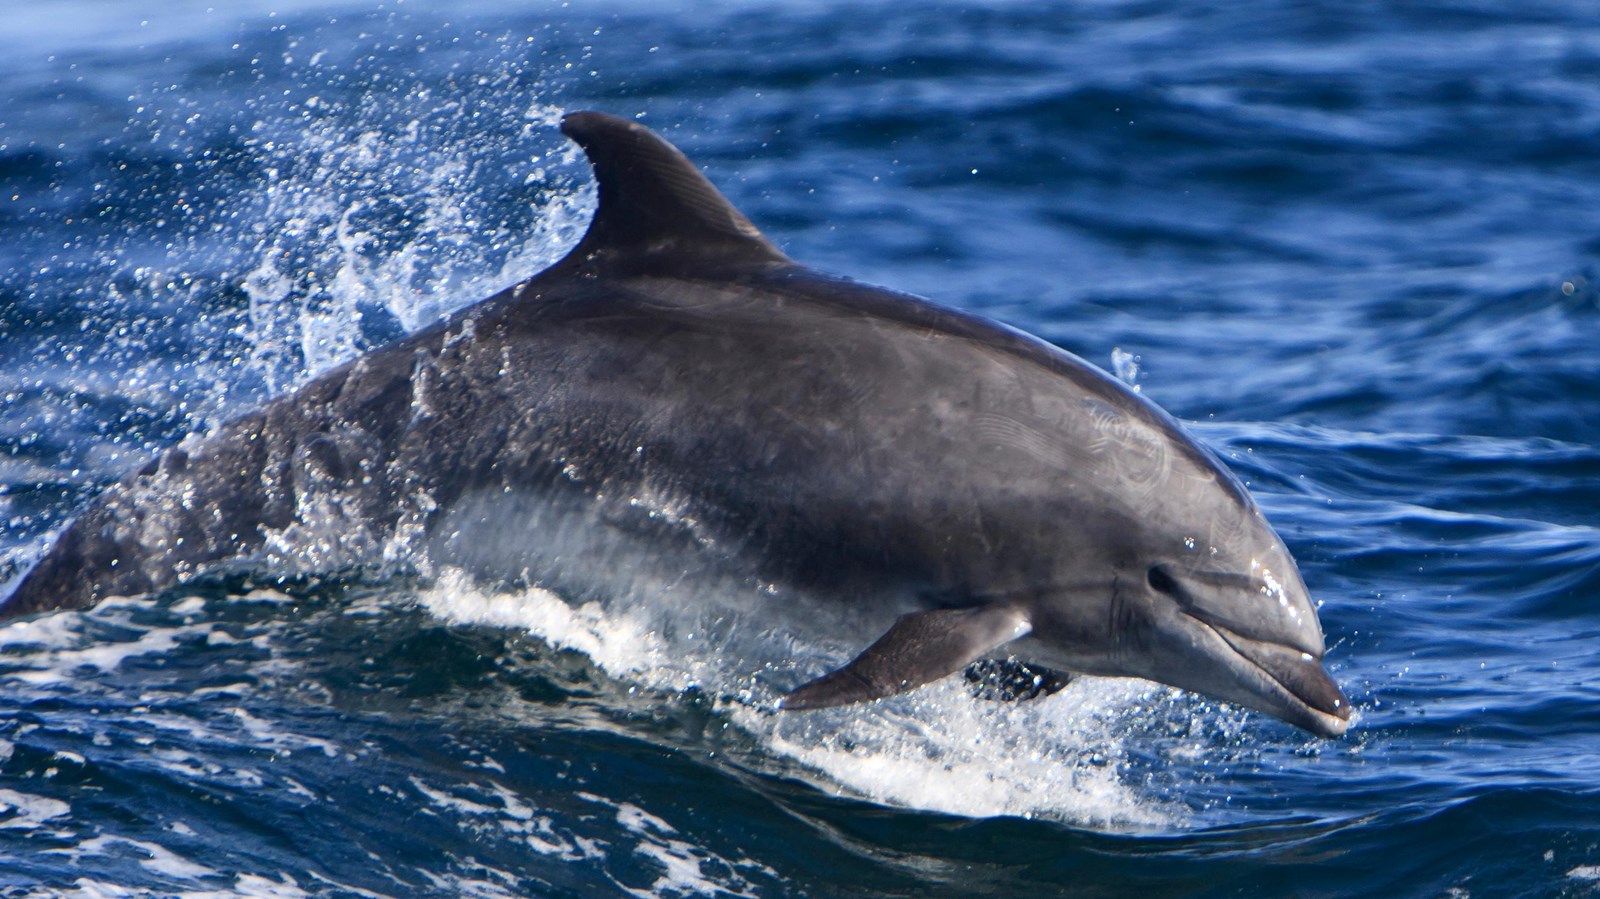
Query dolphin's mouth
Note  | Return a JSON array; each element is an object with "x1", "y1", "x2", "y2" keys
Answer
[{"x1": 1185, "y1": 614, "x2": 1353, "y2": 738}]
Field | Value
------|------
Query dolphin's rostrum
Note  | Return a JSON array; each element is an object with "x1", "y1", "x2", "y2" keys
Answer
[{"x1": 2, "y1": 111, "x2": 1351, "y2": 738}]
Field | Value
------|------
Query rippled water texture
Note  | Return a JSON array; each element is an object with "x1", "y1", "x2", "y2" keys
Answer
[{"x1": 3, "y1": 1, "x2": 1599, "y2": 896}]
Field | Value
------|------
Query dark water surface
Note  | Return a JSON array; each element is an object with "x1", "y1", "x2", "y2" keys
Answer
[{"x1": 3, "y1": 1, "x2": 1600, "y2": 895}]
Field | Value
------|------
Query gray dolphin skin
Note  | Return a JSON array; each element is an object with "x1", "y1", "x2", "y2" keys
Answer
[{"x1": 1, "y1": 111, "x2": 1351, "y2": 738}]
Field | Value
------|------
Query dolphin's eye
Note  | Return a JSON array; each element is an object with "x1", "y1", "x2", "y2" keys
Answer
[{"x1": 1147, "y1": 564, "x2": 1181, "y2": 597}]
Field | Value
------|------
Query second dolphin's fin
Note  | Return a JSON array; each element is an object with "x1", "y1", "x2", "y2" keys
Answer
[
  {"x1": 779, "y1": 604, "x2": 1031, "y2": 710},
  {"x1": 963, "y1": 657, "x2": 1072, "y2": 702}
]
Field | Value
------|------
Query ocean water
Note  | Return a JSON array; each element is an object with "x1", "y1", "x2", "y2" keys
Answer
[{"x1": 2, "y1": 0, "x2": 1599, "y2": 895}]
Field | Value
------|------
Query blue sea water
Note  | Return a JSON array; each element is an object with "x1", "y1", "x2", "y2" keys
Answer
[{"x1": 2, "y1": 0, "x2": 1599, "y2": 895}]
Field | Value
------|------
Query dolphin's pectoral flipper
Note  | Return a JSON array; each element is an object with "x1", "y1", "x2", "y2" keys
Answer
[
  {"x1": 779, "y1": 604, "x2": 1030, "y2": 710},
  {"x1": 963, "y1": 657, "x2": 1072, "y2": 702}
]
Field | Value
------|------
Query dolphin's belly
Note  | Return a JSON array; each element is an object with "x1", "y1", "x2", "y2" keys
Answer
[
  {"x1": 427, "y1": 479, "x2": 742, "y2": 601},
  {"x1": 424, "y1": 475, "x2": 928, "y2": 655}
]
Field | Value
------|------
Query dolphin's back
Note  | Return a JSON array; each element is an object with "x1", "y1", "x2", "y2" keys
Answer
[{"x1": 2, "y1": 112, "x2": 1236, "y2": 620}]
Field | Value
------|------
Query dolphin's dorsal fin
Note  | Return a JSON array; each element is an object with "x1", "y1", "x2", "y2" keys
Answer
[{"x1": 555, "y1": 111, "x2": 791, "y2": 276}]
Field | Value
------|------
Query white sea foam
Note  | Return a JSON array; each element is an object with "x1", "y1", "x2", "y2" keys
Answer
[
  {"x1": 762, "y1": 677, "x2": 1174, "y2": 825},
  {"x1": 0, "y1": 604, "x2": 209, "y2": 687},
  {"x1": 416, "y1": 573, "x2": 1185, "y2": 828},
  {"x1": 72, "y1": 835, "x2": 217, "y2": 881},
  {"x1": 225, "y1": 708, "x2": 342, "y2": 759},
  {"x1": 0, "y1": 788, "x2": 71, "y2": 830},
  {"x1": 31, "y1": 871, "x2": 315, "y2": 899},
  {"x1": 397, "y1": 765, "x2": 771, "y2": 896},
  {"x1": 417, "y1": 577, "x2": 671, "y2": 682},
  {"x1": 408, "y1": 776, "x2": 603, "y2": 865},
  {"x1": 618, "y1": 805, "x2": 760, "y2": 899},
  {"x1": 584, "y1": 792, "x2": 773, "y2": 898}
]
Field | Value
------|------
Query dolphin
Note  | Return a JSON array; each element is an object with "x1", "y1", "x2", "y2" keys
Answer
[{"x1": 1, "y1": 111, "x2": 1351, "y2": 738}]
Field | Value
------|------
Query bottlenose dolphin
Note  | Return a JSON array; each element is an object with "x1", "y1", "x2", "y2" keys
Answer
[{"x1": 1, "y1": 111, "x2": 1351, "y2": 738}]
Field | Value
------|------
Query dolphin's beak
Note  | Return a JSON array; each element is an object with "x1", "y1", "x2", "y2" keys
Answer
[
  {"x1": 1189, "y1": 615, "x2": 1352, "y2": 738},
  {"x1": 1149, "y1": 564, "x2": 1351, "y2": 738}
]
